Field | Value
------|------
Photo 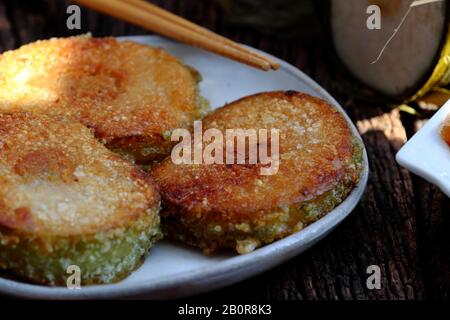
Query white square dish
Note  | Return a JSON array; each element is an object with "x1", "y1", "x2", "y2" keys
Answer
[{"x1": 396, "y1": 100, "x2": 450, "y2": 197}]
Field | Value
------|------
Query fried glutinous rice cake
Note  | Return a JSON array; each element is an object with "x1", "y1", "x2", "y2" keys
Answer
[
  {"x1": 0, "y1": 113, "x2": 161, "y2": 286},
  {"x1": 0, "y1": 34, "x2": 205, "y2": 164},
  {"x1": 152, "y1": 91, "x2": 363, "y2": 254}
]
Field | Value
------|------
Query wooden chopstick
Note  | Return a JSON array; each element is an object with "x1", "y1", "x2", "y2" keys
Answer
[
  {"x1": 122, "y1": 0, "x2": 280, "y2": 70},
  {"x1": 73, "y1": 0, "x2": 279, "y2": 71}
]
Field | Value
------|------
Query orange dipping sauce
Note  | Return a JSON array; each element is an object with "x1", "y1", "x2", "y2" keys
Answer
[{"x1": 442, "y1": 117, "x2": 450, "y2": 147}]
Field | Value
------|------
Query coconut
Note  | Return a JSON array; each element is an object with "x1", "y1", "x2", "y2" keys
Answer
[{"x1": 330, "y1": 0, "x2": 449, "y2": 100}]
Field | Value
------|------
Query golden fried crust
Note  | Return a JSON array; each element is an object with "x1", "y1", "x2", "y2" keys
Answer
[
  {"x1": 152, "y1": 91, "x2": 358, "y2": 222},
  {"x1": 0, "y1": 35, "x2": 200, "y2": 158},
  {"x1": 0, "y1": 112, "x2": 159, "y2": 236}
]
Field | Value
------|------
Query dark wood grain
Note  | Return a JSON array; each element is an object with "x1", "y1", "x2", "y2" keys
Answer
[{"x1": 0, "y1": 0, "x2": 447, "y2": 300}]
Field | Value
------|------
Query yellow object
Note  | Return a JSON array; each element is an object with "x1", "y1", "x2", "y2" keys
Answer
[{"x1": 409, "y1": 22, "x2": 450, "y2": 103}]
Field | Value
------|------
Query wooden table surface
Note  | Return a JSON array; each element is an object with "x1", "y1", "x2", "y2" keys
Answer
[{"x1": 0, "y1": 0, "x2": 448, "y2": 300}]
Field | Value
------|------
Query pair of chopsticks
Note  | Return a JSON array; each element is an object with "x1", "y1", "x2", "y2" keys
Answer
[{"x1": 73, "y1": 0, "x2": 280, "y2": 71}]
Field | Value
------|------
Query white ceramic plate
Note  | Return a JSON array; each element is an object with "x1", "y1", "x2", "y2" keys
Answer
[
  {"x1": 0, "y1": 36, "x2": 369, "y2": 299},
  {"x1": 396, "y1": 100, "x2": 450, "y2": 197}
]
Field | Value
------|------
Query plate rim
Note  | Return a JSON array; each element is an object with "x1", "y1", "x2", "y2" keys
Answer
[{"x1": 0, "y1": 35, "x2": 369, "y2": 299}]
